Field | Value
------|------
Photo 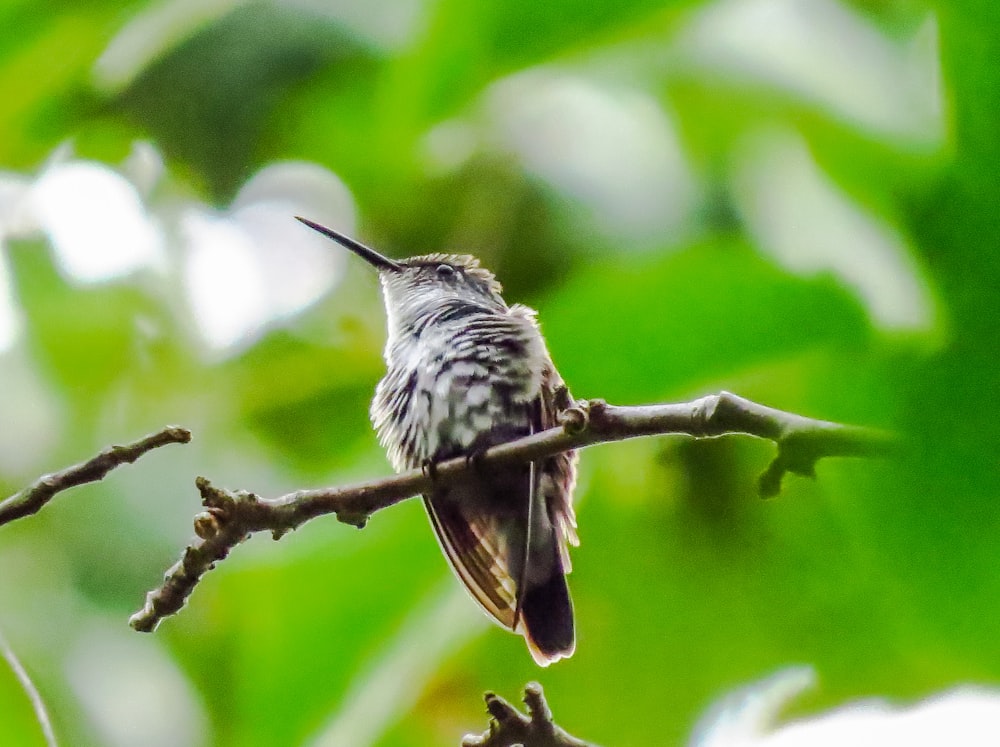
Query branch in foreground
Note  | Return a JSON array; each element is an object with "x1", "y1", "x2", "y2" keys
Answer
[
  {"x1": 462, "y1": 682, "x2": 596, "y2": 747},
  {"x1": 0, "y1": 426, "x2": 192, "y2": 527},
  {"x1": 129, "y1": 392, "x2": 895, "y2": 631},
  {"x1": 0, "y1": 628, "x2": 57, "y2": 747}
]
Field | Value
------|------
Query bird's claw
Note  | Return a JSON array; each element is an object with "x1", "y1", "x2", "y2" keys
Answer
[
  {"x1": 464, "y1": 448, "x2": 487, "y2": 472},
  {"x1": 421, "y1": 458, "x2": 440, "y2": 481}
]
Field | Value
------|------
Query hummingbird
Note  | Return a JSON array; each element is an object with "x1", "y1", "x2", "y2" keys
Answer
[{"x1": 297, "y1": 217, "x2": 579, "y2": 666}]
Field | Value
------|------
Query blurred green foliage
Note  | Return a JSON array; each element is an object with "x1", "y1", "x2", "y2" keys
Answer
[{"x1": 1, "y1": 1, "x2": 998, "y2": 746}]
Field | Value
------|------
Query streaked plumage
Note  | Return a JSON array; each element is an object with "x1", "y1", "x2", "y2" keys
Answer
[{"x1": 296, "y1": 218, "x2": 579, "y2": 665}]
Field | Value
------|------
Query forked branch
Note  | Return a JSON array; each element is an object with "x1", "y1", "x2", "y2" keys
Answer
[
  {"x1": 129, "y1": 392, "x2": 895, "y2": 632},
  {"x1": 462, "y1": 682, "x2": 596, "y2": 747}
]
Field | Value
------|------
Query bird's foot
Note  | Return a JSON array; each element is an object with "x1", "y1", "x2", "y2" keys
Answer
[
  {"x1": 464, "y1": 448, "x2": 488, "y2": 472},
  {"x1": 421, "y1": 458, "x2": 440, "y2": 481}
]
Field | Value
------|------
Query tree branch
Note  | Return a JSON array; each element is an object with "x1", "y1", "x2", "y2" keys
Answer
[
  {"x1": 0, "y1": 426, "x2": 192, "y2": 528},
  {"x1": 0, "y1": 628, "x2": 58, "y2": 747},
  {"x1": 461, "y1": 682, "x2": 596, "y2": 747},
  {"x1": 129, "y1": 392, "x2": 895, "y2": 632}
]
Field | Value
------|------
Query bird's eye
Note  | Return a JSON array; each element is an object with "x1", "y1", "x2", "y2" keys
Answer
[{"x1": 436, "y1": 264, "x2": 455, "y2": 278}]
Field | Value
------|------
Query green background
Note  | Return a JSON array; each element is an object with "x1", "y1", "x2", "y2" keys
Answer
[{"x1": 0, "y1": 1, "x2": 998, "y2": 745}]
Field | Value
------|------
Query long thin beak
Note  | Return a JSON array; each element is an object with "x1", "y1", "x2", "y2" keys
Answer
[{"x1": 295, "y1": 216, "x2": 402, "y2": 272}]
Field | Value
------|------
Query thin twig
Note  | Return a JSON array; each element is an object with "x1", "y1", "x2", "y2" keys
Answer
[
  {"x1": 461, "y1": 682, "x2": 596, "y2": 747},
  {"x1": 0, "y1": 628, "x2": 58, "y2": 747},
  {"x1": 0, "y1": 426, "x2": 192, "y2": 527},
  {"x1": 129, "y1": 393, "x2": 895, "y2": 631}
]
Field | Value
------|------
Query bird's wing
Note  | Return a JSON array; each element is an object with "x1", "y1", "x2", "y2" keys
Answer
[
  {"x1": 423, "y1": 490, "x2": 521, "y2": 629},
  {"x1": 538, "y1": 358, "x2": 580, "y2": 564}
]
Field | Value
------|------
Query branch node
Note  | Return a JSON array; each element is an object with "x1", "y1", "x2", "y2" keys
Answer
[
  {"x1": 559, "y1": 405, "x2": 589, "y2": 434},
  {"x1": 523, "y1": 681, "x2": 552, "y2": 724},
  {"x1": 195, "y1": 476, "x2": 223, "y2": 505},
  {"x1": 462, "y1": 683, "x2": 594, "y2": 746},
  {"x1": 129, "y1": 597, "x2": 160, "y2": 633},
  {"x1": 337, "y1": 512, "x2": 369, "y2": 529},
  {"x1": 193, "y1": 511, "x2": 220, "y2": 540},
  {"x1": 485, "y1": 691, "x2": 522, "y2": 724},
  {"x1": 758, "y1": 458, "x2": 785, "y2": 499},
  {"x1": 165, "y1": 426, "x2": 193, "y2": 444},
  {"x1": 692, "y1": 393, "x2": 721, "y2": 435},
  {"x1": 234, "y1": 489, "x2": 259, "y2": 505}
]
